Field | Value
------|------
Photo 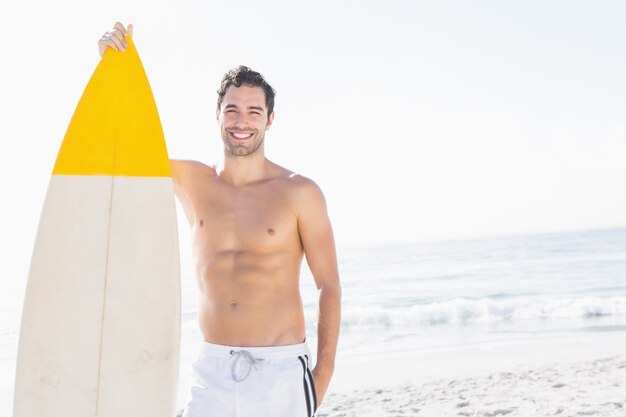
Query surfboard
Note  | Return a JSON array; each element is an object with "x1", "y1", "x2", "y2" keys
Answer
[{"x1": 13, "y1": 37, "x2": 181, "y2": 417}]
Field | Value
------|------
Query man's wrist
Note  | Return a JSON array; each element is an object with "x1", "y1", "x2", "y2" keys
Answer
[{"x1": 313, "y1": 360, "x2": 335, "y2": 377}]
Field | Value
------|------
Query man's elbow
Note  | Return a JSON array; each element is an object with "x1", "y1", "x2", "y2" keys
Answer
[{"x1": 319, "y1": 279, "x2": 342, "y2": 299}]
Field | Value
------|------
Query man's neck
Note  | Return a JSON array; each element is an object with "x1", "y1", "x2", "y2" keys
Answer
[{"x1": 218, "y1": 148, "x2": 269, "y2": 187}]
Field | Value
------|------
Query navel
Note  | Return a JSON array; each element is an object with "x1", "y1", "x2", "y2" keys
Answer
[
  {"x1": 199, "y1": 219, "x2": 204, "y2": 227},
  {"x1": 230, "y1": 301, "x2": 238, "y2": 311},
  {"x1": 267, "y1": 228, "x2": 275, "y2": 236}
]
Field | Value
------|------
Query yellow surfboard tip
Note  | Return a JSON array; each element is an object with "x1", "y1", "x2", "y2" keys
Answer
[{"x1": 53, "y1": 37, "x2": 171, "y2": 177}]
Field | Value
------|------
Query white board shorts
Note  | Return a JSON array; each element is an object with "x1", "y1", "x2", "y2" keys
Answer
[{"x1": 182, "y1": 341, "x2": 318, "y2": 417}]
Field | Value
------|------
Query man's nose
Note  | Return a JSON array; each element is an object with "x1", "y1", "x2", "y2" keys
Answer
[{"x1": 235, "y1": 112, "x2": 249, "y2": 125}]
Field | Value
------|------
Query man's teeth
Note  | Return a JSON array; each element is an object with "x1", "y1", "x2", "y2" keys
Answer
[{"x1": 233, "y1": 132, "x2": 253, "y2": 139}]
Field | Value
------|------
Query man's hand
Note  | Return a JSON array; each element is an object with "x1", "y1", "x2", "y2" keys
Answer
[
  {"x1": 312, "y1": 364, "x2": 334, "y2": 409},
  {"x1": 98, "y1": 22, "x2": 133, "y2": 57}
]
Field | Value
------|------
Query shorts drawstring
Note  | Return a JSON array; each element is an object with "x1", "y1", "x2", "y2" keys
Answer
[{"x1": 230, "y1": 349, "x2": 265, "y2": 382}]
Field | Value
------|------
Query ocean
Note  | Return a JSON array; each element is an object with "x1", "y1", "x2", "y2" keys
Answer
[
  {"x1": 2, "y1": 227, "x2": 626, "y2": 411},
  {"x1": 301, "y1": 227, "x2": 626, "y2": 357}
]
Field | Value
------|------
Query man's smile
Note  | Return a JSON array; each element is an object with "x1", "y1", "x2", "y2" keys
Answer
[{"x1": 228, "y1": 130, "x2": 255, "y2": 141}]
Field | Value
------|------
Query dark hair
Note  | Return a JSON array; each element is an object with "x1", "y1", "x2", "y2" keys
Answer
[{"x1": 217, "y1": 65, "x2": 276, "y2": 119}]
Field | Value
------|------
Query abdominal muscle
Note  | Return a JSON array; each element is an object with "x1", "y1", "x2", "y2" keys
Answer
[{"x1": 195, "y1": 250, "x2": 307, "y2": 347}]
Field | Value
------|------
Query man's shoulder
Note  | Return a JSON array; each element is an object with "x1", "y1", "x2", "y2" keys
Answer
[
  {"x1": 269, "y1": 163, "x2": 321, "y2": 194},
  {"x1": 283, "y1": 174, "x2": 328, "y2": 219},
  {"x1": 287, "y1": 173, "x2": 322, "y2": 195},
  {"x1": 270, "y1": 167, "x2": 325, "y2": 210},
  {"x1": 170, "y1": 159, "x2": 218, "y2": 177}
]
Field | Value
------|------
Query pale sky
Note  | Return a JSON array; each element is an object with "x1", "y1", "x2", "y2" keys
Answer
[{"x1": 2, "y1": 0, "x2": 625, "y2": 276}]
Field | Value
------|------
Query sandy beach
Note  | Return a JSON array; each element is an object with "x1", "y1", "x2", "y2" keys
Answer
[
  {"x1": 317, "y1": 354, "x2": 625, "y2": 417},
  {"x1": 311, "y1": 331, "x2": 626, "y2": 417}
]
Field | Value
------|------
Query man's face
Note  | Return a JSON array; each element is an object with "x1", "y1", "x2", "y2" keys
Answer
[{"x1": 217, "y1": 85, "x2": 274, "y2": 157}]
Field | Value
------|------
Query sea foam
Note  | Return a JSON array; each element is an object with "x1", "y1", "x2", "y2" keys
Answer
[{"x1": 327, "y1": 296, "x2": 626, "y2": 329}]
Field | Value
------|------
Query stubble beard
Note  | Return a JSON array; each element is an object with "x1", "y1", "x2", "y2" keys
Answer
[{"x1": 222, "y1": 129, "x2": 265, "y2": 157}]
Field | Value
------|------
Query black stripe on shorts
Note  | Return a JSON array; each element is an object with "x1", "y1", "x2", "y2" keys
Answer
[
  {"x1": 304, "y1": 354, "x2": 318, "y2": 413},
  {"x1": 298, "y1": 355, "x2": 313, "y2": 417}
]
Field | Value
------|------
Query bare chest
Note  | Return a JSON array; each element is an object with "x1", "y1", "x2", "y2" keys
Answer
[{"x1": 190, "y1": 182, "x2": 300, "y2": 253}]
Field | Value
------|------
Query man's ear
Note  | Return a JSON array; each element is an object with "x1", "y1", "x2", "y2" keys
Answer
[
  {"x1": 266, "y1": 111, "x2": 275, "y2": 130},
  {"x1": 216, "y1": 107, "x2": 220, "y2": 121}
]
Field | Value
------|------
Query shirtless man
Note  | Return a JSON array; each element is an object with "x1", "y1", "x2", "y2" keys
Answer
[{"x1": 98, "y1": 22, "x2": 341, "y2": 417}]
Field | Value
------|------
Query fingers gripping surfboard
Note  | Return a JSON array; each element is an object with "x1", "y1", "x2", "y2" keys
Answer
[{"x1": 14, "y1": 38, "x2": 181, "y2": 417}]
